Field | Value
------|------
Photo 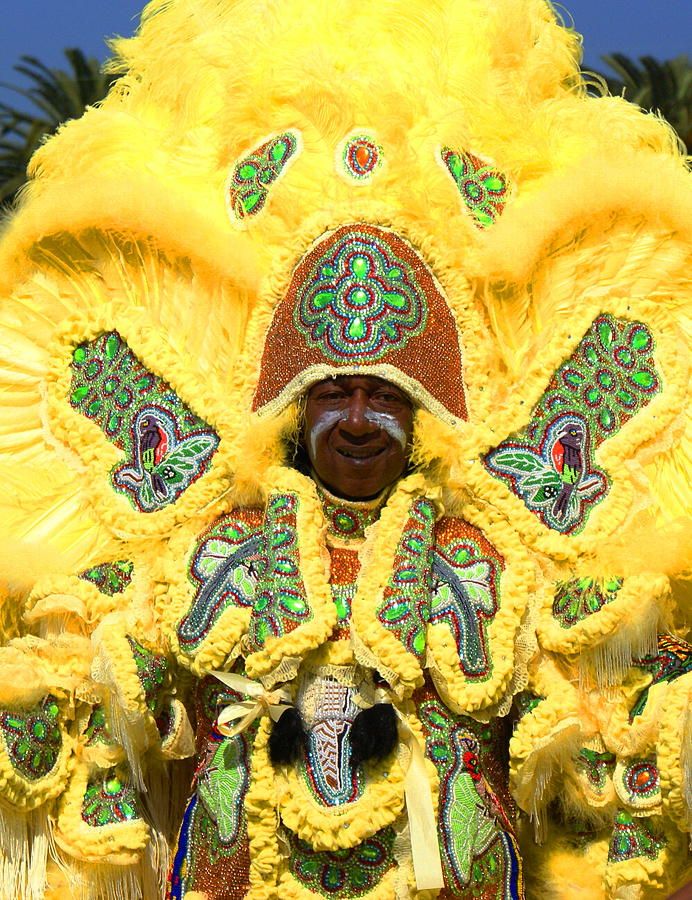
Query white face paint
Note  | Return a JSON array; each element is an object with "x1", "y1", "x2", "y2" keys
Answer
[
  {"x1": 308, "y1": 408, "x2": 348, "y2": 459},
  {"x1": 363, "y1": 409, "x2": 408, "y2": 449}
]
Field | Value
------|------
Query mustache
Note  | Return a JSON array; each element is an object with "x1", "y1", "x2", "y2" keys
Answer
[{"x1": 306, "y1": 408, "x2": 408, "y2": 456}]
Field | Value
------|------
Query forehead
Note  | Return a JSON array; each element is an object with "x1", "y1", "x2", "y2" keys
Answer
[{"x1": 307, "y1": 375, "x2": 411, "y2": 400}]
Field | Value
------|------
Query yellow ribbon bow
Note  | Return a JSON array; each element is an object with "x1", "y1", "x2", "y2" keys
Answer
[{"x1": 211, "y1": 671, "x2": 293, "y2": 738}]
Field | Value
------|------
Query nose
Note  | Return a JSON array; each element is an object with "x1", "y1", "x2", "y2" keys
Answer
[{"x1": 340, "y1": 390, "x2": 378, "y2": 438}]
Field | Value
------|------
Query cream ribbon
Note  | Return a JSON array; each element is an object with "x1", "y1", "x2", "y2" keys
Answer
[
  {"x1": 211, "y1": 671, "x2": 292, "y2": 738},
  {"x1": 396, "y1": 709, "x2": 445, "y2": 891}
]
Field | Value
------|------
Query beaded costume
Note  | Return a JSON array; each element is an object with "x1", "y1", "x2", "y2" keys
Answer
[{"x1": 0, "y1": 1, "x2": 690, "y2": 899}]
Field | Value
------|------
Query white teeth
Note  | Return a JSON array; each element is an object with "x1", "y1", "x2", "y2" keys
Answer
[{"x1": 339, "y1": 448, "x2": 381, "y2": 458}]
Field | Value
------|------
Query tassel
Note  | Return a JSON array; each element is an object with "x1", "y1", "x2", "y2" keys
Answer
[
  {"x1": 350, "y1": 703, "x2": 398, "y2": 768},
  {"x1": 268, "y1": 707, "x2": 307, "y2": 764}
]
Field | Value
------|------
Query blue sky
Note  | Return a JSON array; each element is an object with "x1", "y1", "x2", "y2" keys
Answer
[{"x1": 1, "y1": 0, "x2": 689, "y2": 106}]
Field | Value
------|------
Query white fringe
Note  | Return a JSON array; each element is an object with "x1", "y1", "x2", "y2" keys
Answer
[{"x1": 0, "y1": 808, "x2": 51, "y2": 900}]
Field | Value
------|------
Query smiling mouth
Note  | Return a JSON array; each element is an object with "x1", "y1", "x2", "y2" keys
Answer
[{"x1": 336, "y1": 447, "x2": 385, "y2": 460}]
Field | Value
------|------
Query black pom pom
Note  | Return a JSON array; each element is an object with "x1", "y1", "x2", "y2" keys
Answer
[
  {"x1": 268, "y1": 707, "x2": 307, "y2": 765},
  {"x1": 350, "y1": 703, "x2": 398, "y2": 769}
]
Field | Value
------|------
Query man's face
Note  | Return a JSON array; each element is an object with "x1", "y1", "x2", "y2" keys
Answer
[{"x1": 303, "y1": 375, "x2": 414, "y2": 500}]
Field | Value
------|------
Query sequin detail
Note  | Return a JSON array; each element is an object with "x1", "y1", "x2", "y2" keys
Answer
[
  {"x1": 339, "y1": 133, "x2": 383, "y2": 182},
  {"x1": 630, "y1": 634, "x2": 692, "y2": 721},
  {"x1": 178, "y1": 510, "x2": 263, "y2": 651},
  {"x1": 289, "y1": 827, "x2": 396, "y2": 897},
  {"x1": 484, "y1": 315, "x2": 661, "y2": 534},
  {"x1": 247, "y1": 493, "x2": 313, "y2": 650},
  {"x1": 617, "y1": 759, "x2": 660, "y2": 804},
  {"x1": 319, "y1": 485, "x2": 386, "y2": 543},
  {"x1": 440, "y1": 148, "x2": 510, "y2": 228},
  {"x1": 81, "y1": 770, "x2": 140, "y2": 826},
  {"x1": 0, "y1": 696, "x2": 61, "y2": 781},
  {"x1": 79, "y1": 559, "x2": 134, "y2": 595},
  {"x1": 126, "y1": 635, "x2": 170, "y2": 712},
  {"x1": 552, "y1": 577, "x2": 623, "y2": 627},
  {"x1": 608, "y1": 811, "x2": 664, "y2": 862},
  {"x1": 227, "y1": 131, "x2": 299, "y2": 219},
  {"x1": 69, "y1": 332, "x2": 219, "y2": 513},
  {"x1": 376, "y1": 498, "x2": 435, "y2": 659},
  {"x1": 294, "y1": 227, "x2": 428, "y2": 362},
  {"x1": 84, "y1": 705, "x2": 111, "y2": 746}
]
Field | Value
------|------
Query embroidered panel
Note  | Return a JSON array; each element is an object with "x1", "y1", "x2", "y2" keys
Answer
[
  {"x1": 328, "y1": 547, "x2": 359, "y2": 641},
  {"x1": 247, "y1": 493, "x2": 313, "y2": 651},
  {"x1": 552, "y1": 577, "x2": 623, "y2": 628},
  {"x1": 69, "y1": 332, "x2": 219, "y2": 513},
  {"x1": 177, "y1": 510, "x2": 263, "y2": 652},
  {"x1": 78, "y1": 560, "x2": 134, "y2": 595},
  {"x1": 0, "y1": 696, "x2": 62, "y2": 782},
  {"x1": 484, "y1": 315, "x2": 661, "y2": 534},
  {"x1": 125, "y1": 635, "x2": 170, "y2": 712},
  {"x1": 607, "y1": 811, "x2": 665, "y2": 863},
  {"x1": 418, "y1": 695, "x2": 521, "y2": 898},
  {"x1": 293, "y1": 226, "x2": 429, "y2": 363},
  {"x1": 431, "y1": 518, "x2": 503, "y2": 681},
  {"x1": 440, "y1": 148, "x2": 510, "y2": 228},
  {"x1": 338, "y1": 133, "x2": 384, "y2": 182},
  {"x1": 630, "y1": 634, "x2": 692, "y2": 721},
  {"x1": 84, "y1": 705, "x2": 111, "y2": 746},
  {"x1": 227, "y1": 131, "x2": 300, "y2": 219},
  {"x1": 288, "y1": 826, "x2": 396, "y2": 898},
  {"x1": 376, "y1": 497, "x2": 436, "y2": 660},
  {"x1": 81, "y1": 769, "x2": 141, "y2": 826}
]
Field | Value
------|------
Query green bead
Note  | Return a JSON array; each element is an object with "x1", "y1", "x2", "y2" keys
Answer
[
  {"x1": 380, "y1": 601, "x2": 408, "y2": 622},
  {"x1": 241, "y1": 191, "x2": 263, "y2": 213},
  {"x1": 105, "y1": 334, "x2": 120, "y2": 360},
  {"x1": 255, "y1": 620, "x2": 269, "y2": 643},
  {"x1": 270, "y1": 142, "x2": 287, "y2": 162},
  {"x1": 632, "y1": 370, "x2": 655, "y2": 388},
  {"x1": 453, "y1": 548, "x2": 469, "y2": 563},
  {"x1": 32, "y1": 721, "x2": 46, "y2": 739},
  {"x1": 238, "y1": 163, "x2": 257, "y2": 181},
  {"x1": 103, "y1": 377, "x2": 118, "y2": 394},
  {"x1": 483, "y1": 175, "x2": 505, "y2": 192},
  {"x1": 585, "y1": 345, "x2": 599, "y2": 365},
  {"x1": 616, "y1": 390, "x2": 636, "y2": 407},
  {"x1": 585, "y1": 387, "x2": 600, "y2": 404},
  {"x1": 73, "y1": 346, "x2": 87, "y2": 364},
  {"x1": 387, "y1": 266, "x2": 402, "y2": 279},
  {"x1": 598, "y1": 319, "x2": 614, "y2": 349},
  {"x1": 87, "y1": 399, "x2": 101, "y2": 416},
  {"x1": 120, "y1": 801, "x2": 137, "y2": 819},
  {"x1": 597, "y1": 371, "x2": 614, "y2": 388},
  {"x1": 351, "y1": 255, "x2": 369, "y2": 278},
  {"x1": 254, "y1": 594, "x2": 269, "y2": 612},
  {"x1": 412, "y1": 629, "x2": 425, "y2": 654},
  {"x1": 280, "y1": 591, "x2": 306, "y2": 614},
  {"x1": 564, "y1": 370, "x2": 584, "y2": 386},
  {"x1": 383, "y1": 291, "x2": 406, "y2": 309},
  {"x1": 347, "y1": 317, "x2": 366, "y2": 339},
  {"x1": 448, "y1": 154, "x2": 464, "y2": 178},
  {"x1": 107, "y1": 413, "x2": 120, "y2": 432},
  {"x1": 351, "y1": 288, "x2": 369, "y2": 306},
  {"x1": 475, "y1": 209, "x2": 493, "y2": 227},
  {"x1": 312, "y1": 291, "x2": 333, "y2": 309},
  {"x1": 321, "y1": 265, "x2": 335, "y2": 278},
  {"x1": 630, "y1": 328, "x2": 650, "y2": 351},
  {"x1": 71, "y1": 385, "x2": 89, "y2": 404},
  {"x1": 599, "y1": 407, "x2": 614, "y2": 428}
]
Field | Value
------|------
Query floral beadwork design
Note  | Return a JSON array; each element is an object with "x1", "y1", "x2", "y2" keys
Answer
[
  {"x1": 69, "y1": 332, "x2": 219, "y2": 513},
  {"x1": 81, "y1": 770, "x2": 140, "y2": 826},
  {"x1": 338, "y1": 133, "x2": 383, "y2": 182},
  {"x1": 288, "y1": 827, "x2": 396, "y2": 897},
  {"x1": 552, "y1": 577, "x2": 623, "y2": 628},
  {"x1": 630, "y1": 634, "x2": 692, "y2": 721},
  {"x1": 608, "y1": 810, "x2": 664, "y2": 862},
  {"x1": 0, "y1": 696, "x2": 62, "y2": 781},
  {"x1": 294, "y1": 227, "x2": 428, "y2": 362},
  {"x1": 419, "y1": 700, "x2": 521, "y2": 897},
  {"x1": 247, "y1": 493, "x2": 313, "y2": 650},
  {"x1": 440, "y1": 148, "x2": 510, "y2": 227},
  {"x1": 196, "y1": 732, "x2": 252, "y2": 847},
  {"x1": 484, "y1": 315, "x2": 661, "y2": 534},
  {"x1": 79, "y1": 560, "x2": 134, "y2": 596},
  {"x1": 126, "y1": 635, "x2": 170, "y2": 712},
  {"x1": 226, "y1": 131, "x2": 300, "y2": 219},
  {"x1": 576, "y1": 749, "x2": 616, "y2": 792},
  {"x1": 177, "y1": 511, "x2": 263, "y2": 652},
  {"x1": 431, "y1": 533, "x2": 501, "y2": 680},
  {"x1": 376, "y1": 498, "x2": 435, "y2": 659}
]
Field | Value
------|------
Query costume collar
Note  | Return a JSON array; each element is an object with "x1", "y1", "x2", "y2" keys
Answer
[{"x1": 313, "y1": 476, "x2": 389, "y2": 544}]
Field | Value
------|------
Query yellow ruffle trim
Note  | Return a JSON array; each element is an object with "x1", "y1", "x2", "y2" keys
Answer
[
  {"x1": 54, "y1": 760, "x2": 149, "y2": 865},
  {"x1": 44, "y1": 304, "x2": 238, "y2": 541},
  {"x1": 656, "y1": 673, "x2": 691, "y2": 829},
  {"x1": 245, "y1": 719, "x2": 280, "y2": 900},
  {"x1": 25, "y1": 574, "x2": 132, "y2": 634},
  {"x1": 245, "y1": 468, "x2": 336, "y2": 686}
]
